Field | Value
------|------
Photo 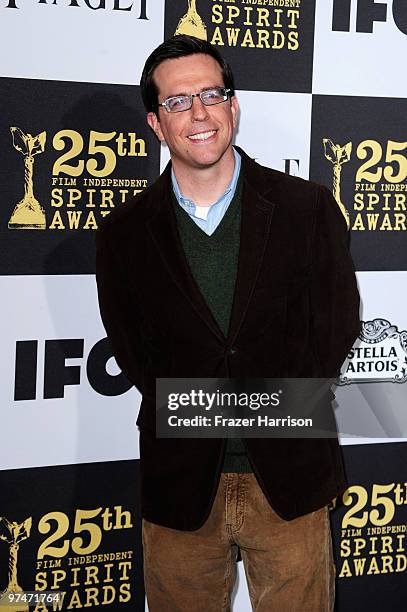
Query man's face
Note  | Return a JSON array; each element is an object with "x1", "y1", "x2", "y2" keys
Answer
[{"x1": 147, "y1": 53, "x2": 238, "y2": 171}]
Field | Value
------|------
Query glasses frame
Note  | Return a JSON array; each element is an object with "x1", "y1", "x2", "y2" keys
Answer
[{"x1": 158, "y1": 87, "x2": 232, "y2": 113}]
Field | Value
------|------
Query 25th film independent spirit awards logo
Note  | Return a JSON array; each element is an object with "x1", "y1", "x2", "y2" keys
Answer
[
  {"x1": 322, "y1": 136, "x2": 407, "y2": 234},
  {"x1": 331, "y1": 444, "x2": 407, "y2": 586},
  {"x1": 333, "y1": 478, "x2": 407, "y2": 579},
  {"x1": 310, "y1": 96, "x2": 407, "y2": 270},
  {"x1": 173, "y1": 0, "x2": 302, "y2": 49},
  {"x1": 0, "y1": 78, "x2": 160, "y2": 273},
  {"x1": 165, "y1": 0, "x2": 316, "y2": 92},
  {"x1": 0, "y1": 510, "x2": 133, "y2": 610},
  {"x1": 7, "y1": 125, "x2": 149, "y2": 232},
  {"x1": 0, "y1": 463, "x2": 143, "y2": 611}
]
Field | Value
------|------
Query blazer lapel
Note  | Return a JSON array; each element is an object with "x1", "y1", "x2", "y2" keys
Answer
[
  {"x1": 227, "y1": 148, "x2": 276, "y2": 344},
  {"x1": 147, "y1": 165, "x2": 225, "y2": 342}
]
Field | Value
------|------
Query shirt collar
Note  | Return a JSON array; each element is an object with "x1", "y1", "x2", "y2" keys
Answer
[{"x1": 171, "y1": 147, "x2": 241, "y2": 211}]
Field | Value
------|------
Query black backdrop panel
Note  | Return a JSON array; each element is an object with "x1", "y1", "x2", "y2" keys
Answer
[
  {"x1": 0, "y1": 460, "x2": 144, "y2": 611},
  {"x1": 0, "y1": 77, "x2": 160, "y2": 276},
  {"x1": 332, "y1": 442, "x2": 407, "y2": 612},
  {"x1": 310, "y1": 95, "x2": 407, "y2": 271}
]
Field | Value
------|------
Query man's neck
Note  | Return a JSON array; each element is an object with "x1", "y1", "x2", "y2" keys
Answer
[{"x1": 172, "y1": 147, "x2": 236, "y2": 207}]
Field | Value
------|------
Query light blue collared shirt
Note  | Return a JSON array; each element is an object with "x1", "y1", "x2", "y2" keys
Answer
[{"x1": 171, "y1": 148, "x2": 241, "y2": 236}]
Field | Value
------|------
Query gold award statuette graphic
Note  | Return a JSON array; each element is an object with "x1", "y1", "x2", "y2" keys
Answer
[
  {"x1": 175, "y1": 0, "x2": 207, "y2": 40},
  {"x1": 0, "y1": 517, "x2": 32, "y2": 612},
  {"x1": 323, "y1": 138, "x2": 352, "y2": 229},
  {"x1": 9, "y1": 127, "x2": 46, "y2": 230}
]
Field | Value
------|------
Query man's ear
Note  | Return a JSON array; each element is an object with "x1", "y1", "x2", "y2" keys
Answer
[
  {"x1": 147, "y1": 111, "x2": 165, "y2": 142},
  {"x1": 230, "y1": 95, "x2": 239, "y2": 130}
]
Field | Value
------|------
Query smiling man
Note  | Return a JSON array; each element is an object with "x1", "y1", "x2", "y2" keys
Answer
[
  {"x1": 146, "y1": 51, "x2": 238, "y2": 208},
  {"x1": 96, "y1": 35, "x2": 360, "y2": 611}
]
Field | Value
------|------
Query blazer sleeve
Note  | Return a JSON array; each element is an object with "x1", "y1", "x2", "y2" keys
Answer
[
  {"x1": 310, "y1": 185, "x2": 361, "y2": 378},
  {"x1": 95, "y1": 227, "x2": 146, "y2": 393}
]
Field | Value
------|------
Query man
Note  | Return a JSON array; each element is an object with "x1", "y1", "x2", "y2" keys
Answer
[{"x1": 96, "y1": 35, "x2": 360, "y2": 611}]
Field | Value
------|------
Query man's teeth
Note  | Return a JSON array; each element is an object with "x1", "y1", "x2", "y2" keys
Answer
[{"x1": 188, "y1": 130, "x2": 216, "y2": 141}]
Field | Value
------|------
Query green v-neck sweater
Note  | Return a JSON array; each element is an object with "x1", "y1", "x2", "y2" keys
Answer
[{"x1": 172, "y1": 177, "x2": 252, "y2": 473}]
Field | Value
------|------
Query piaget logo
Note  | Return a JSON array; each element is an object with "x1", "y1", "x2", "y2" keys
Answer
[
  {"x1": 4, "y1": 0, "x2": 148, "y2": 16},
  {"x1": 323, "y1": 137, "x2": 407, "y2": 232},
  {"x1": 9, "y1": 127, "x2": 148, "y2": 231},
  {"x1": 340, "y1": 319, "x2": 407, "y2": 384},
  {"x1": 333, "y1": 482, "x2": 407, "y2": 578},
  {"x1": 175, "y1": 0, "x2": 301, "y2": 51},
  {"x1": 0, "y1": 517, "x2": 32, "y2": 612}
]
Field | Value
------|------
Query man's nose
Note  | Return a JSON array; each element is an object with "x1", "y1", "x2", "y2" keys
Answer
[{"x1": 190, "y1": 95, "x2": 209, "y2": 121}]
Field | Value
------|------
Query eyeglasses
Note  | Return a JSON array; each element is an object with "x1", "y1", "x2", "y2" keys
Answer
[{"x1": 158, "y1": 87, "x2": 231, "y2": 113}]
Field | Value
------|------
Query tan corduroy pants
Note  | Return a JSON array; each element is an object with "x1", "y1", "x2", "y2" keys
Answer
[{"x1": 142, "y1": 472, "x2": 336, "y2": 612}]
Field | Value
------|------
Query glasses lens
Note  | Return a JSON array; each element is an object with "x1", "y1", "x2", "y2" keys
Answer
[
  {"x1": 201, "y1": 88, "x2": 227, "y2": 106},
  {"x1": 166, "y1": 96, "x2": 190, "y2": 113}
]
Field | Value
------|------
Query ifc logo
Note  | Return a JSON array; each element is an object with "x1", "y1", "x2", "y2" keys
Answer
[
  {"x1": 332, "y1": 0, "x2": 406, "y2": 34},
  {"x1": 14, "y1": 338, "x2": 132, "y2": 400}
]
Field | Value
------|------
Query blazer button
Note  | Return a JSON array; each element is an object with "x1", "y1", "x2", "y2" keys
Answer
[{"x1": 229, "y1": 347, "x2": 238, "y2": 355}]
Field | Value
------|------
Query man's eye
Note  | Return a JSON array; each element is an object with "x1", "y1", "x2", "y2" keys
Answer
[
  {"x1": 202, "y1": 89, "x2": 224, "y2": 103},
  {"x1": 204, "y1": 90, "x2": 220, "y2": 99},
  {"x1": 170, "y1": 97, "x2": 186, "y2": 108}
]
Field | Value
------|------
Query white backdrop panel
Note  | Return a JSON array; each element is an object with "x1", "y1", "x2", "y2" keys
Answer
[
  {"x1": 313, "y1": 0, "x2": 407, "y2": 97},
  {"x1": 0, "y1": 0, "x2": 165, "y2": 85},
  {"x1": 338, "y1": 270, "x2": 407, "y2": 445},
  {"x1": 1, "y1": 274, "x2": 141, "y2": 471},
  {"x1": 358, "y1": 270, "x2": 407, "y2": 325}
]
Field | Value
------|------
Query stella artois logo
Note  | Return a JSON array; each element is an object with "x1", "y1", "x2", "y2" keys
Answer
[{"x1": 340, "y1": 319, "x2": 407, "y2": 384}]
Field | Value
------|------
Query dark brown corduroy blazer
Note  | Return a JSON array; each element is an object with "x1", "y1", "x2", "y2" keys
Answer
[{"x1": 96, "y1": 146, "x2": 360, "y2": 530}]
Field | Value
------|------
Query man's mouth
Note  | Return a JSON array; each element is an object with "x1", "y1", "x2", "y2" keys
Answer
[{"x1": 187, "y1": 129, "x2": 217, "y2": 142}]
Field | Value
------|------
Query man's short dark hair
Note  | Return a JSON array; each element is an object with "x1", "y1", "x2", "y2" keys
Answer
[{"x1": 140, "y1": 35, "x2": 235, "y2": 115}]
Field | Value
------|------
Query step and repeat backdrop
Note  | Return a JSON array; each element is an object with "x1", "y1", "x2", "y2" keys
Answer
[{"x1": 1, "y1": 1, "x2": 406, "y2": 610}]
